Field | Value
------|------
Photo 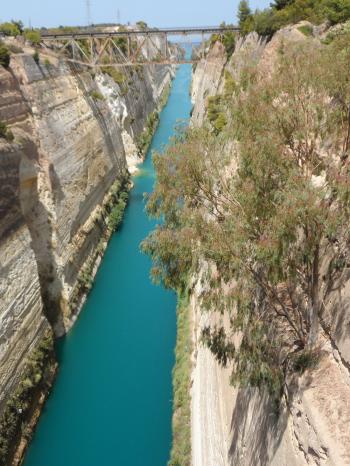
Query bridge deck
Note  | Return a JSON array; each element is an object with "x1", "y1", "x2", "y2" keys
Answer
[{"x1": 41, "y1": 26, "x2": 239, "y2": 41}]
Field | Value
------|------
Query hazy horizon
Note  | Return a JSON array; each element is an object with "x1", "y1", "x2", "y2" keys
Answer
[{"x1": 0, "y1": 0, "x2": 271, "y2": 29}]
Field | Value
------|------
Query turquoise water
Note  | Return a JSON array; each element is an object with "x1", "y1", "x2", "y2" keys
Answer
[{"x1": 24, "y1": 63, "x2": 192, "y2": 466}]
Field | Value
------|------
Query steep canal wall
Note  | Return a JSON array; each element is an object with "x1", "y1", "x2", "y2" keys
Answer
[
  {"x1": 188, "y1": 23, "x2": 350, "y2": 466},
  {"x1": 0, "y1": 37, "x2": 176, "y2": 465}
]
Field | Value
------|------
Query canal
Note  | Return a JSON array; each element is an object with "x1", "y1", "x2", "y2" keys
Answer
[{"x1": 24, "y1": 62, "x2": 192, "y2": 466}]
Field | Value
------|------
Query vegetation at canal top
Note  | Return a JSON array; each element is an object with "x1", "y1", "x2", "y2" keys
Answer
[
  {"x1": 0, "y1": 20, "x2": 41, "y2": 45},
  {"x1": 143, "y1": 33, "x2": 350, "y2": 402},
  {"x1": 237, "y1": 0, "x2": 350, "y2": 37},
  {"x1": 168, "y1": 292, "x2": 192, "y2": 466},
  {"x1": 24, "y1": 29, "x2": 41, "y2": 45},
  {"x1": 0, "y1": 43, "x2": 10, "y2": 68},
  {"x1": 210, "y1": 24, "x2": 236, "y2": 57},
  {"x1": 0, "y1": 332, "x2": 56, "y2": 466},
  {"x1": 0, "y1": 21, "x2": 23, "y2": 37}
]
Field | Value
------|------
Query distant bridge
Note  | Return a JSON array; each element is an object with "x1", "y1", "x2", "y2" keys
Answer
[{"x1": 40, "y1": 26, "x2": 239, "y2": 67}]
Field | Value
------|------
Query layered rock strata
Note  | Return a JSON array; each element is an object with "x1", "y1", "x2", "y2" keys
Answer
[{"x1": 0, "y1": 41, "x2": 175, "y2": 421}]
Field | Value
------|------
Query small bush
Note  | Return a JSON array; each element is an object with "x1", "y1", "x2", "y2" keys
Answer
[
  {"x1": 0, "y1": 332, "x2": 55, "y2": 466},
  {"x1": 0, "y1": 43, "x2": 10, "y2": 68},
  {"x1": 0, "y1": 22, "x2": 20, "y2": 37},
  {"x1": 0, "y1": 121, "x2": 14, "y2": 142},
  {"x1": 24, "y1": 29, "x2": 41, "y2": 45},
  {"x1": 107, "y1": 191, "x2": 128, "y2": 231},
  {"x1": 293, "y1": 350, "x2": 320, "y2": 374},
  {"x1": 222, "y1": 31, "x2": 236, "y2": 56},
  {"x1": 104, "y1": 66, "x2": 126, "y2": 86},
  {"x1": 136, "y1": 21, "x2": 148, "y2": 30},
  {"x1": 90, "y1": 90, "x2": 105, "y2": 101},
  {"x1": 298, "y1": 24, "x2": 314, "y2": 36},
  {"x1": 224, "y1": 70, "x2": 237, "y2": 96},
  {"x1": 136, "y1": 111, "x2": 159, "y2": 155},
  {"x1": 207, "y1": 95, "x2": 227, "y2": 134},
  {"x1": 33, "y1": 51, "x2": 39, "y2": 64}
]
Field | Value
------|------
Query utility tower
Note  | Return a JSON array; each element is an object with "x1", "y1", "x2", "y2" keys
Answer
[
  {"x1": 117, "y1": 8, "x2": 121, "y2": 24},
  {"x1": 86, "y1": 0, "x2": 92, "y2": 26}
]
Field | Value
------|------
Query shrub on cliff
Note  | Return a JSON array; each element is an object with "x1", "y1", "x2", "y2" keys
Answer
[
  {"x1": 207, "y1": 96, "x2": 227, "y2": 134},
  {"x1": 0, "y1": 121, "x2": 14, "y2": 141},
  {"x1": 136, "y1": 111, "x2": 160, "y2": 155},
  {"x1": 0, "y1": 43, "x2": 10, "y2": 68},
  {"x1": 90, "y1": 90, "x2": 105, "y2": 101},
  {"x1": 143, "y1": 34, "x2": 350, "y2": 400},
  {"x1": 104, "y1": 66, "x2": 127, "y2": 88},
  {"x1": 33, "y1": 51, "x2": 40, "y2": 64},
  {"x1": 0, "y1": 333, "x2": 55, "y2": 465}
]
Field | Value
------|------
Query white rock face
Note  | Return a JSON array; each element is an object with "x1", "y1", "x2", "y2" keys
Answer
[{"x1": 0, "y1": 43, "x2": 175, "y2": 411}]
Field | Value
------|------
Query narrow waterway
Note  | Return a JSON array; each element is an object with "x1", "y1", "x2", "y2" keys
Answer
[{"x1": 24, "y1": 63, "x2": 192, "y2": 466}]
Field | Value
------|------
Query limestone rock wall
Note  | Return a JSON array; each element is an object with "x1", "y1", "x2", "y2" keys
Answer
[
  {"x1": 0, "y1": 44, "x2": 174, "y2": 412},
  {"x1": 190, "y1": 24, "x2": 350, "y2": 466}
]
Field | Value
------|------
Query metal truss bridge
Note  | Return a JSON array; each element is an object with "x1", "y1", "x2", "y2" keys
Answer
[{"x1": 40, "y1": 26, "x2": 240, "y2": 67}]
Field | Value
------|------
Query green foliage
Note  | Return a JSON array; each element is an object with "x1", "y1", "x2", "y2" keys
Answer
[
  {"x1": 0, "y1": 332, "x2": 55, "y2": 465},
  {"x1": 271, "y1": 0, "x2": 296, "y2": 9},
  {"x1": 168, "y1": 293, "x2": 192, "y2": 466},
  {"x1": 159, "y1": 82, "x2": 172, "y2": 109},
  {"x1": 237, "y1": 0, "x2": 350, "y2": 37},
  {"x1": 298, "y1": 24, "x2": 314, "y2": 35},
  {"x1": 238, "y1": 0, "x2": 252, "y2": 27},
  {"x1": 33, "y1": 50, "x2": 39, "y2": 64},
  {"x1": 207, "y1": 95, "x2": 227, "y2": 134},
  {"x1": 144, "y1": 35, "x2": 350, "y2": 399},
  {"x1": 253, "y1": 9, "x2": 279, "y2": 36},
  {"x1": 104, "y1": 66, "x2": 127, "y2": 88},
  {"x1": 0, "y1": 22, "x2": 20, "y2": 37},
  {"x1": 136, "y1": 21, "x2": 148, "y2": 29},
  {"x1": 90, "y1": 90, "x2": 105, "y2": 101},
  {"x1": 136, "y1": 111, "x2": 160, "y2": 155},
  {"x1": 293, "y1": 349, "x2": 320, "y2": 373},
  {"x1": 0, "y1": 121, "x2": 14, "y2": 141},
  {"x1": 224, "y1": 70, "x2": 237, "y2": 96},
  {"x1": 0, "y1": 43, "x2": 10, "y2": 68},
  {"x1": 24, "y1": 29, "x2": 41, "y2": 45},
  {"x1": 222, "y1": 30, "x2": 236, "y2": 56},
  {"x1": 107, "y1": 190, "x2": 128, "y2": 231},
  {"x1": 113, "y1": 36, "x2": 128, "y2": 55},
  {"x1": 322, "y1": 0, "x2": 350, "y2": 24},
  {"x1": 71, "y1": 177, "x2": 129, "y2": 310}
]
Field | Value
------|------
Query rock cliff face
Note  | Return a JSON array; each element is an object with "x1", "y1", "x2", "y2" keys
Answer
[
  {"x1": 0, "y1": 41, "x2": 174, "y2": 419},
  {"x1": 190, "y1": 24, "x2": 350, "y2": 466}
]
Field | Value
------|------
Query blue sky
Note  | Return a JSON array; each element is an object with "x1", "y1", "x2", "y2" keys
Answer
[{"x1": 0, "y1": 0, "x2": 271, "y2": 29}]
